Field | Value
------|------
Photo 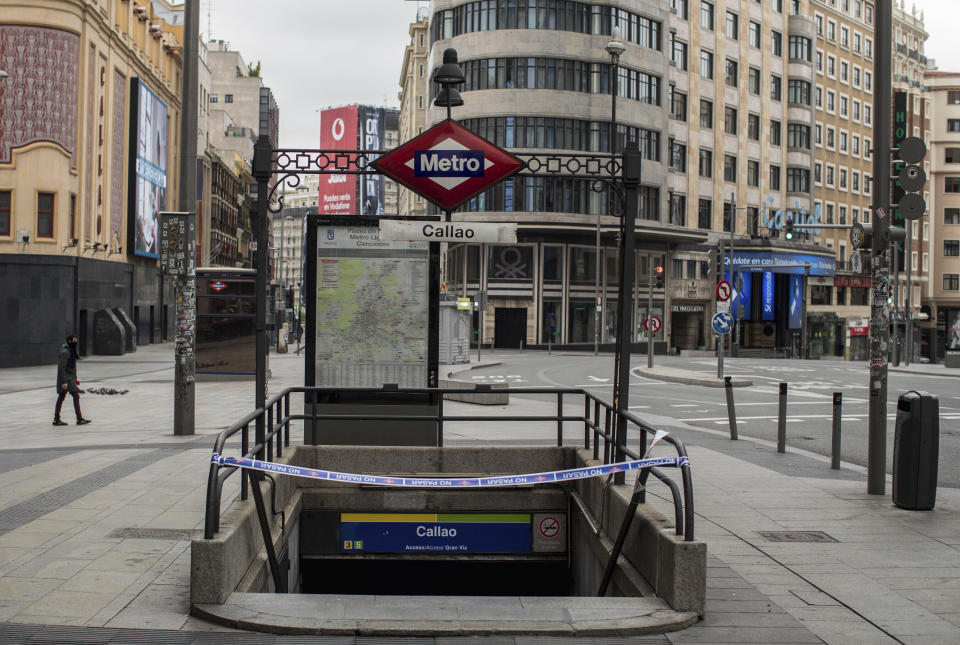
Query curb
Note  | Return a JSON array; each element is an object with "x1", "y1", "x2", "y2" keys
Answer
[
  {"x1": 889, "y1": 366, "x2": 960, "y2": 378},
  {"x1": 633, "y1": 368, "x2": 753, "y2": 388}
]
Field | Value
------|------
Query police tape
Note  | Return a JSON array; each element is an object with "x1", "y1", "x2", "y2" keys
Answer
[{"x1": 210, "y1": 453, "x2": 689, "y2": 488}]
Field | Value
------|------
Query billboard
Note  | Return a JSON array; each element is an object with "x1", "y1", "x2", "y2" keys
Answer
[
  {"x1": 318, "y1": 105, "x2": 358, "y2": 215},
  {"x1": 358, "y1": 105, "x2": 385, "y2": 215},
  {"x1": 127, "y1": 78, "x2": 169, "y2": 258}
]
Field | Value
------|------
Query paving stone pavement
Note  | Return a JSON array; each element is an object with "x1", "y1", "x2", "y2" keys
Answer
[{"x1": 0, "y1": 344, "x2": 957, "y2": 643}]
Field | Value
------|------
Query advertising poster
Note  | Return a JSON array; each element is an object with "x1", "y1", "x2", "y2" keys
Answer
[
  {"x1": 318, "y1": 105, "x2": 358, "y2": 214},
  {"x1": 358, "y1": 105, "x2": 385, "y2": 215},
  {"x1": 127, "y1": 78, "x2": 168, "y2": 258},
  {"x1": 724, "y1": 271, "x2": 752, "y2": 321},
  {"x1": 948, "y1": 310, "x2": 960, "y2": 351},
  {"x1": 761, "y1": 272, "x2": 775, "y2": 321},
  {"x1": 788, "y1": 274, "x2": 804, "y2": 329}
]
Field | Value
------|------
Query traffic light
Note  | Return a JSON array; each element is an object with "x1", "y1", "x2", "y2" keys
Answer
[
  {"x1": 706, "y1": 249, "x2": 717, "y2": 283},
  {"x1": 284, "y1": 288, "x2": 294, "y2": 309},
  {"x1": 654, "y1": 264, "x2": 664, "y2": 289},
  {"x1": 783, "y1": 218, "x2": 795, "y2": 240},
  {"x1": 895, "y1": 136, "x2": 927, "y2": 222}
]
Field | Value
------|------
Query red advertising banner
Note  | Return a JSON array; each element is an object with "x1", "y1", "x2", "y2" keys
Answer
[{"x1": 318, "y1": 105, "x2": 358, "y2": 214}]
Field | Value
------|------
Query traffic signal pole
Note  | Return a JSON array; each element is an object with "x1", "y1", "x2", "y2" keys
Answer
[{"x1": 867, "y1": 0, "x2": 892, "y2": 496}]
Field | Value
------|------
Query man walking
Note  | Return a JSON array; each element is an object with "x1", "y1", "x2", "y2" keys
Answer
[{"x1": 54, "y1": 334, "x2": 90, "y2": 426}]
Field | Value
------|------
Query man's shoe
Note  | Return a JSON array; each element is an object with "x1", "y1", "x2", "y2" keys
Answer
[
  {"x1": 52, "y1": 419, "x2": 67, "y2": 426},
  {"x1": 76, "y1": 418, "x2": 91, "y2": 425}
]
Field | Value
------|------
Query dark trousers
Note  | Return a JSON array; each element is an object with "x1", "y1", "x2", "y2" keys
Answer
[{"x1": 55, "y1": 391, "x2": 82, "y2": 421}]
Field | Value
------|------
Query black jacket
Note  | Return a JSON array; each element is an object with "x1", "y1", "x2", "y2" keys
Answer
[{"x1": 56, "y1": 344, "x2": 79, "y2": 394}]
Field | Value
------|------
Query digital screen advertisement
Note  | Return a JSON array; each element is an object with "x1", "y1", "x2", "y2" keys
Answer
[
  {"x1": 318, "y1": 105, "x2": 358, "y2": 215},
  {"x1": 127, "y1": 78, "x2": 169, "y2": 258}
]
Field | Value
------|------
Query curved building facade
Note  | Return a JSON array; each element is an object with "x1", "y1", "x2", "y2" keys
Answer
[{"x1": 429, "y1": 0, "x2": 828, "y2": 354}]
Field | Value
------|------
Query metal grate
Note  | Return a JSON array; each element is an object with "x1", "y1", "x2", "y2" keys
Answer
[
  {"x1": 107, "y1": 527, "x2": 202, "y2": 541},
  {"x1": 758, "y1": 530, "x2": 838, "y2": 543}
]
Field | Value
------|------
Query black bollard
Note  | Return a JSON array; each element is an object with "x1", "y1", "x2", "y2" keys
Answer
[
  {"x1": 777, "y1": 382, "x2": 788, "y2": 453},
  {"x1": 724, "y1": 376, "x2": 738, "y2": 440}
]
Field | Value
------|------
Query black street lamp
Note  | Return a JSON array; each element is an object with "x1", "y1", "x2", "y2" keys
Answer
[{"x1": 433, "y1": 48, "x2": 466, "y2": 122}]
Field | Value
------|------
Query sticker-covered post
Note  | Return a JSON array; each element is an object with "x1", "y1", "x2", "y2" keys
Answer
[
  {"x1": 159, "y1": 211, "x2": 196, "y2": 435},
  {"x1": 868, "y1": 0, "x2": 892, "y2": 495}
]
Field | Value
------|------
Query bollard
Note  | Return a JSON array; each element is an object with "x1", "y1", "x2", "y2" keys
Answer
[
  {"x1": 777, "y1": 382, "x2": 788, "y2": 453},
  {"x1": 831, "y1": 391, "x2": 842, "y2": 469},
  {"x1": 724, "y1": 376, "x2": 738, "y2": 440}
]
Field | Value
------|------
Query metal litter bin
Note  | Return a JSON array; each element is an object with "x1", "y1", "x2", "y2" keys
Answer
[{"x1": 892, "y1": 391, "x2": 939, "y2": 510}]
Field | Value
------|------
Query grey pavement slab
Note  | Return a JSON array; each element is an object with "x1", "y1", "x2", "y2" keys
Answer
[{"x1": 0, "y1": 345, "x2": 956, "y2": 642}]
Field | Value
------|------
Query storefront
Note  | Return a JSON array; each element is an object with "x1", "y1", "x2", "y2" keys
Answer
[
  {"x1": 670, "y1": 303, "x2": 707, "y2": 350},
  {"x1": 848, "y1": 323, "x2": 869, "y2": 361},
  {"x1": 808, "y1": 312, "x2": 844, "y2": 359}
]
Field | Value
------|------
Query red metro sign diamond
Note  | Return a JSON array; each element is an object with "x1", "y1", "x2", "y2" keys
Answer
[{"x1": 372, "y1": 119, "x2": 525, "y2": 211}]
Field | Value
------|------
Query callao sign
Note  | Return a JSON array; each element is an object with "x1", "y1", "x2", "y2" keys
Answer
[
  {"x1": 372, "y1": 119, "x2": 525, "y2": 211},
  {"x1": 378, "y1": 220, "x2": 517, "y2": 243}
]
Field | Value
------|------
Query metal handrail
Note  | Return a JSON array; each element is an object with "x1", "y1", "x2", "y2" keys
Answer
[{"x1": 203, "y1": 385, "x2": 693, "y2": 542}]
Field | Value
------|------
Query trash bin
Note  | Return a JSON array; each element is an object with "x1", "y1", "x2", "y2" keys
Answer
[{"x1": 892, "y1": 391, "x2": 939, "y2": 510}]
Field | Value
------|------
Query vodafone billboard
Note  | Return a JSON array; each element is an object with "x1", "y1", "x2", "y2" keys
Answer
[{"x1": 318, "y1": 106, "x2": 358, "y2": 214}]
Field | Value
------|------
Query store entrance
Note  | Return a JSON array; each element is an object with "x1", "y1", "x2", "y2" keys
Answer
[{"x1": 494, "y1": 307, "x2": 527, "y2": 349}]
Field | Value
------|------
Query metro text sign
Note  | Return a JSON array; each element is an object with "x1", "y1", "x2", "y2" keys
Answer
[{"x1": 372, "y1": 119, "x2": 525, "y2": 211}]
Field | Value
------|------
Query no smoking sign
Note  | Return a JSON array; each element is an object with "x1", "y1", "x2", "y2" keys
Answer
[{"x1": 532, "y1": 513, "x2": 566, "y2": 552}]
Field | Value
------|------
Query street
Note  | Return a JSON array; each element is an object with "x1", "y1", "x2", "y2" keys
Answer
[{"x1": 460, "y1": 351, "x2": 960, "y2": 488}]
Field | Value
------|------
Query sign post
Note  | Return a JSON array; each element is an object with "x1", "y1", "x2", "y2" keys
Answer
[
  {"x1": 160, "y1": 211, "x2": 196, "y2": 436},
  {"x1": 716, "y1": 278, "x2": 731, "y2": 379}
]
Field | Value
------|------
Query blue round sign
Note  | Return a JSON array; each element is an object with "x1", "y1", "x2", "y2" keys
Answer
[{"x1": 712, "y1": 312, "x2": 734, "y2": 335}]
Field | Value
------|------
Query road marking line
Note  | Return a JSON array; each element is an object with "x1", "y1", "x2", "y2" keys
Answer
[{"x1": 671, "y1": 404, "x2": 700, "y2": 408}]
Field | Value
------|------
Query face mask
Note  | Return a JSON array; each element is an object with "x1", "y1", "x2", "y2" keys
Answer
[{"x1": 68, "y1": 340, "x2": 78, "y2": 348}]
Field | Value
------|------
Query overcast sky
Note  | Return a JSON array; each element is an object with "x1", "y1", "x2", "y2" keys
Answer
[{"x1": 188, "y1": 0, "x2": 959, "y2": 149}]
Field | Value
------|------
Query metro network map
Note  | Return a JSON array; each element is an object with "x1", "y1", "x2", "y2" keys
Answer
[{"x1": 315, "y1": 226, "x2": 428, "y2": 388}]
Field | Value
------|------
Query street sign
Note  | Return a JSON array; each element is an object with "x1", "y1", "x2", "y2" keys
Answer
[
  {"x1": 717, "y1": 300, "x2": 731, "y2": 314},
  {"x1": 372, "y1": 119, "x2": 525, "y2": 211},
  {"x1": 379, "y1": 219, "x2": 518, "y2": 243},
  {"x1": 716, "y1": 280, "x2": 732, "y2": 302},
  {"x1": 644, "y1": 315, "x2": 662, "y2": 333},
  {"x1": 210, "y1": 280, "x2": 227, "y2": 292},
  {"x1": 712, "y1": 312, "x2": 734, "y2": 335}
]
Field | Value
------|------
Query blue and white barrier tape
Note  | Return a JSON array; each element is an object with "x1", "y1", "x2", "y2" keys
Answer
[{"x1": 210, "y1": 453, "x2": 689, "y2": 488}]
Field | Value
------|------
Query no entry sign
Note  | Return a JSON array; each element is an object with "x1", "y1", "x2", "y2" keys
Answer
[{"x1": 372, "y1": 119, "x2": 525, "y2": 211}]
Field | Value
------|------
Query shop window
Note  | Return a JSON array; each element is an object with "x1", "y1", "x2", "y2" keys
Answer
[{"x1": 542, "y1": 245, "x2": 562, "y2": 282}]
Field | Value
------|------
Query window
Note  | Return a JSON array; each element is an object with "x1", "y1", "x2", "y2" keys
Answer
[
  {"x1": 826, "y1": 54, "x2": 836, "y2": 77},
  {"x1": 852, "y1": 169, "x2": 860, "y2": 192},
  {"x1": 672, "y1": 259, "x2": 684, "y2": 278},
  {"x1": 418, "y1": 64, "x2": 424, "y2": 78},
  {"x1": 724, "y1": 106, "x2": 737, "y2": 134},
  {"x1": 725, "y1": 11, "x2": 738, "y2": 39},
  {"x1": 854, "y1": 32, "x2": 861, "y2": 53},
  {"x1": 852, "y1": 99, "x2": 861, "y2": 122},
  {"x1": 37, "y1": 192, "x2": 54, "y2": 238},
  {"x1": 840, "y1": 26, "x2": 849, "y2": 48},
  {"x1": 772, "y1": 0, "x2": 782, "y2": 12},
  {"x1": 864, "y1": 70, "x2": 872, "y2": 91},
  {"x1": 839, "y1": 95, "x2": 848, "y2": 117},
  {"x1": 724, "y1": 154, "x2": 737, "y2": 182},
  {"x1": 946, "y1": 208, "x2": 960, "y2": 225},
  {"x1": 816, "y1": 123, "x2": 822, "y2": 145},
  {"x1": 723, "y1": 201, "x2": 735, "y2": 232},
  {"x1": 770, "y1": 164, "x2": 781, "y2": 190},
  {"x1": 749, "y1": 21, "x2": 761, "y2": 47},
  {"x1": 748, "y1": 113, "x2": 760, "y2": 140},
  {"x1": 701, "y1": 2, "x2": 714, "y2": 30},
  {"x1": 672, "y1": 38, "x2": 688, "y2": 70},
  {"x1": 670, "y1": 88, "x2": 687, "y2": 120},
  {"x1": 748, "y1": 66, "x2": 761, "y2": 94},
  {"x1": 853, "y1": 66, "x2": 861, "y2": 87},
  {"x1": 788, "y1": 79, "x2": 811, "y2": 105},
  {"x1": 840, "y1": 206, "x2": 847, "y2": 225},
  {"x1": 839, "y1": 130, "x2": 848, "y2": 152},
  {"x1": 839, "y1": 168, "x2": 847, "y2": 190},
  {"x1": 840, "y1": 61, "x2": 849, "y2": 83},
  {"x1": 0, "y1": 190, "x2": 9, "y2": 237},
  {"x1": 865, "y1": 37, "x2": 872, "y2": 58},
  {"x1": 949, "y1": 120, "x2": 960, "y2": 133},
  {"x1": 770, "y1": 120, "x2": 781, "y2": 145},
  {"x1": 699, "y1": 148, "x2": 713, "y2": 177},
  {"x1": 725, "y1": 59, "x2": 738, "y2": 87},
  {"x1": 816, "y1": 86, "x2": 822, "y2": 108},
  {"x1": 789, "y1": 35, "x2": 811, "y2": 61},
  {"x1": 670, "y1": 141, "x2": 687, "y2": 172},
  {"x1": 698, "y1": 198, "x2": 712, "y2": 229},
  {"x1": 944, "y1": 274, "x2": 960, "y2": 291},
  {"x1": 787, "y1": 123, "x2": 811, "y2": 149},
  {"x1": 770, "y1": 74, "x2": 782, "y2": 100},
  {"x1": 811, "y1": 285, "x2": 833, "y2": 305},
  {"x1": 771, "y1": 30, "x2": 782, "y2": 56},
  {"x1": 700, "y1": 99, "x2": 713, "y2": 127},
  {"x1": 947, "y1": 177, "x2": 960, "y2": 193},
  {"x1": 815, "y1": 14, "x2": 823, "y2": 36},
  {"x1": 672, "y1": 0, "x2": 689, "y2": 19},
  {"x1": 815, "y1": 162, "x2": 822, "y2": 184},
  {"x1": 852, "y1": 134, "x2": 860, "y2": 155},
  {"x1": 944, "y1": 240, "x2": 960, "y2": 257},
  {"x1": 700, "y1": 50, "x2": 714, "y2": 79},
  {"x1": 825, "y1": 164, "x2": 834, "y2": 185},
  {"x1": 948, "y1": 91, "x2": 960, "y2": 105},
  {"x1": 670, "y1": 193, "x2": 686, "y2": 226},
  {"x1": 827, "y1": 19, "x2": 836, "y2": 41},
  {"x1": 826, "y1": 90, "x2": 835, "y2": 112},
  {"x1": 747, "y1": 160, "x2": 760, "y2": 186},
  {"x1": 816, "y1": 51, "x2": 823, "y2": 73},
  {"x1": 224, "y1": 94, "x2": 233, "y2": 103},
  {"x1": 787, "y1": 167, "x2": 810, "y2": 193}
]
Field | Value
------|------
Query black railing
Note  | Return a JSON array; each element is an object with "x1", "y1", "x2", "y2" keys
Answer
[{"x1": 203, "y1": 385, "x2": 694, "y2": 542}]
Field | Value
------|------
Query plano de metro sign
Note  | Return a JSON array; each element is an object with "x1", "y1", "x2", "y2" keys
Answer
[{"x1": 372, "y1": 119, "x2": 525, "y2": 211}]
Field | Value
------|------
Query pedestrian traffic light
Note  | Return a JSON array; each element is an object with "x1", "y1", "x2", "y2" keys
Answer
[
  {"x1": 655, "y1": 264, "x2": 664, "y2": 289},
  {"x1": 783, "y1": 218, "x2": 795, "y2": 240}
]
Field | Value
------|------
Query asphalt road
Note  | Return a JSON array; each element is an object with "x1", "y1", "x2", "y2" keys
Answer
[{"x1": 461, "y1": 351, "x2": 960, "y2": 488}]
